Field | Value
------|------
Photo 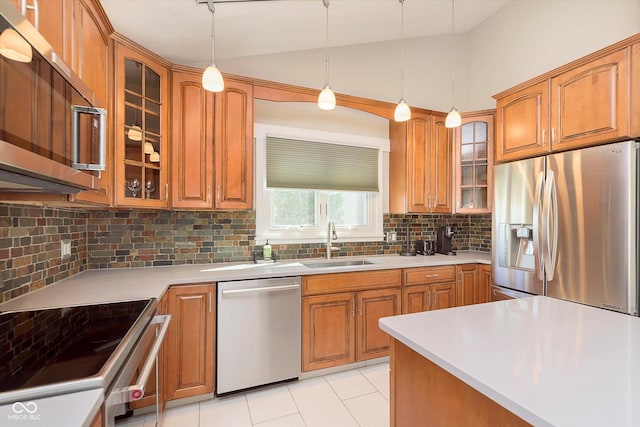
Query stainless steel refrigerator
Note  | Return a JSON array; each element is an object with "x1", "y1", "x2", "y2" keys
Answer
[{"x1": 492, "y1": 140, "x2": 638, "y2": 315}]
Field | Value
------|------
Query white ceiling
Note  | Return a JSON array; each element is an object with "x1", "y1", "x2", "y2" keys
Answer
[{"x1": 99, "y1": 0, "x2": 510, "y2": 68}]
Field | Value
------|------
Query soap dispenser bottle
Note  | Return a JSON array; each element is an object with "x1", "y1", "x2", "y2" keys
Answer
[{"x1": 263, "y1": 240, "x2": 272, "y2": 260}]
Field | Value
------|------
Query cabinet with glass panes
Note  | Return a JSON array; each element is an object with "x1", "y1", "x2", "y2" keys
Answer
[
  {"x1": 454, "y1": 112, "x2": 494, "y2": 213},
  {"x1": 114, "y1": 39, "x2": 169, "y2": 207}
]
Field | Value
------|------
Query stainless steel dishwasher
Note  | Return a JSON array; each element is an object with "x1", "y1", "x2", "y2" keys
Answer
[{"x1": 217, "y1": 276, "x2": 301, "y2": 394}]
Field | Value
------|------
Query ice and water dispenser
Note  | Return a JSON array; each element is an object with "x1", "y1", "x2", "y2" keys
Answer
[{"x1": 497, "y1": 224, "x2": 535, "y2": 271}]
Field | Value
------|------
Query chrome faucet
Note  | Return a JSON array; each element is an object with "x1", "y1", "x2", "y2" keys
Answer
[{"x1": 326, "y1": 221, "x2": 340, "y2": 259}]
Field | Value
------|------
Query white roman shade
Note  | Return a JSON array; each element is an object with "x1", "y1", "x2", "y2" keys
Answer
[{"x1": 266, "y1": 136, "x2": 379, "y2": 192}]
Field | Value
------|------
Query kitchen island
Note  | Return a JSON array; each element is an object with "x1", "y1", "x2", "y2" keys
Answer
[{"x1": 379, "y1": 296, "x2": 640, "y2": 426}]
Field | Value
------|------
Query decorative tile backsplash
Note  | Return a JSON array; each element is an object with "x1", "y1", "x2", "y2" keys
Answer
[
  {"x1": 0, "y1": 204, "x2": 491, "y2": 303},
  {"x1": 0, "y1": 205, "x2": 87, "y2": 303}
]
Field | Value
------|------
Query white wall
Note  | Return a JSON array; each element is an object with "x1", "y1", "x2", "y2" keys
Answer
[
  {"x1": 222, "y1": 0, "x2": 640, "y2": 112},
  {"x1": 468, "y1": 0, "x2": 640, "y2": 110},
  {"x1": 223, "y1": 34, "x2": 470, "y2": 113}
]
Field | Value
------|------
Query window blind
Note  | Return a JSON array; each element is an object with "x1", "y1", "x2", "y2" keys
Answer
[{"x1": 266, "y1": 136, "x2": 379, "y2": 192}]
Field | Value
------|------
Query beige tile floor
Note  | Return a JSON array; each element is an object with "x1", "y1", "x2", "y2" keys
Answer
[{"x1": 117, "y1": 362, "x2": 390, "y2": 427}]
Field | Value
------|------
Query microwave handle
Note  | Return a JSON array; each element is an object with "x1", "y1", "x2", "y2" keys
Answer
[{"x1": 71, "y1": 105, "x2": 107, "y2": 171}]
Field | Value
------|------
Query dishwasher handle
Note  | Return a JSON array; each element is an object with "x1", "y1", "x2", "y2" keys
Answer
[{"x1": 222, "y1": 284, "x2": 300, "y2": 296}]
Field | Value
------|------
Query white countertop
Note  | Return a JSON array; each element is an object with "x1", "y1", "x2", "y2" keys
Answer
[
  {"x1": 379, "y1": 296, "x2": 640, "y2": 427},
  {"x1": 0, "y1": 251, "x2": 488, "y2": 426},
  {"x1": 0, "y1": 388, "x2": 102, "y2": 427},
  {"x1": 0, "y1": 251, "x2": 490, "y2": 311}
]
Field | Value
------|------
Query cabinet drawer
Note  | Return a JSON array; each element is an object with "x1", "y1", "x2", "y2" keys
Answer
[
  {"x1": 303, "y1": 269, "x2": 401, "y2": 296},
  {"x1": 403, "y1": 266, "x2": 456, "y2": 286}
]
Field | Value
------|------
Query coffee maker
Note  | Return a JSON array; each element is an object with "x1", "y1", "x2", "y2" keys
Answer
[{"x1": 435, "y1": 225, "x2": 456, "y2": 255}]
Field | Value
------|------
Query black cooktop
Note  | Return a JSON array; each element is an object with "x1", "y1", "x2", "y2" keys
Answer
[{"x1": 0, "y1": 300, "x2": 152, "y2": 394}]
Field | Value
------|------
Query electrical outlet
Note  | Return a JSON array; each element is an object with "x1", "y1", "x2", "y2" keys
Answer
[{"x1": 61, "y1": 240, "x2": 71, "y2": 259}]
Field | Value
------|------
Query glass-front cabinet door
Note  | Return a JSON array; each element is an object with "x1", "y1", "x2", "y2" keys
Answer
[
  {"x1": 454, "y1": 112, "x2": 494, "y2": 214},
  {"x1": 115, "y1": 41, "x2": 169, "y2": 207}
]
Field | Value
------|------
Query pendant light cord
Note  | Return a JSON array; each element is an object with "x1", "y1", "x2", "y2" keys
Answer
[
  {"x1": 450, "y1": 0, "x2": 455, "y2": 106},
  {"x1": 400, "y1": 0, "x2": 405, "y2": 99},
  {"x1": 323, "y1": 0, "x2": 330, "y2": 86},
  {"x1": 207, "y1": 0, "x2": 216, "y2": 65}
]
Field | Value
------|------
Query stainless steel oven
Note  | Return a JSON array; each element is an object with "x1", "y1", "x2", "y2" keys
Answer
[
  {"x1": 0, "y1": 299, "x2": 170, "y2": 427},
  {"x1": 108, "y1": 313, "x2": 170, "y2": 427}
]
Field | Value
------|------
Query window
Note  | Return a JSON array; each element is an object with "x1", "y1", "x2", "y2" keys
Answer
[{"x1": 255, "y1": 124, "x2": 388, "y2": 244}]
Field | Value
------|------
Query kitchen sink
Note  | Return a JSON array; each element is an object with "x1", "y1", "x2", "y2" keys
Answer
[{"x1": 303, "y1": 259, "x2": 376, "y2": 269}]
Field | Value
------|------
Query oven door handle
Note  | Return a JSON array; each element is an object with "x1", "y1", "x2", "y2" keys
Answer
[{"x1": 116, "y1": 314, "x2": 171, "y2": 402}]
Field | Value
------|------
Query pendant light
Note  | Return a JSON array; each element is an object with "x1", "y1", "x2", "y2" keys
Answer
[
  {"x1": 127, "y1": 125, "x2": 142, "y2": 141},
  {"x1": 394, "y1": 0, "x2": 411, "y2": 122},
  {"x1": 445, "y1": 0, "x2": 461, "y2": 128},
  {"x1": 202, "y1": 0, "x2": 224, "y2": 92},
  {"x1": 143, "y1": 142, "x2": 154, "y2": 154},
  {"x1": 128, "y1": 108, "x2": 143, "y2": 142},
  {"x1": 0, "y1": 28, "x2": 32, "y2": 63},
  {"x1": 318, "y1": 0, "x2": 336, "y2": 110}
]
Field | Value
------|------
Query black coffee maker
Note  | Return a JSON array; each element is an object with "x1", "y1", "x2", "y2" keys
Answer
[{"x1": 435, "y1": 225, "x2": 456, "y2": 255}]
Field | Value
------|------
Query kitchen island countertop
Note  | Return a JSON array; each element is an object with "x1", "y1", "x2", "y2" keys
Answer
[
  {"x1": 0, "y1": 251, "x2": 489, "y2": 311},
  {"x1": 379, "y1": 296, "x2": 640, "y2": 427}
]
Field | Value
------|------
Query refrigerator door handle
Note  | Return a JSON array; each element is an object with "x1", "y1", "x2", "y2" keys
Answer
[
  {"x1": 542, "y1": 170, "x2": 559, "y2": 281},
  {"x1": 532, "y1": 171, "x2": 545, "y2": 280}
]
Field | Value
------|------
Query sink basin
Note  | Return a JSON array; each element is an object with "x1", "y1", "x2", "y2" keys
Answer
[{"x1": 303, "y1": 259, "x2": 376, "y2": 269}]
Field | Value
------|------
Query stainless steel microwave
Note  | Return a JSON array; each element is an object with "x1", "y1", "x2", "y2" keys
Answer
[{"x1": 0, "y1": 2, "x2": 106, "y2": 194}]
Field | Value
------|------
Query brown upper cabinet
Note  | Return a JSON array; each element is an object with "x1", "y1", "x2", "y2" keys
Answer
[
  {"x1": 495, "y1": 37, "x2": 640, "y2": 163},
  {"x1": 390, "y1": 110, "x2": 453, "y2": 213},
  {"x1": 171, "y1": 69, "x2": 215, "y2": 209},
  {"x1": 114, "y1": 40, "x2": 170, "y2": 208},
  {"x1": 171, "y1": 69, "x2": 254, "y2": 210},
  {"x1": 454, "y1": 112, "x2": 494, "y2": 214},
  {"x1": 10, "y1": 0, "x2": 68, "y2": 64},
  {"x1": 10, "y1": 0, "x2": 110, "y2": 106},
  {"x1": 213, "y1": 78, "x2": 254, "y2": 210}
]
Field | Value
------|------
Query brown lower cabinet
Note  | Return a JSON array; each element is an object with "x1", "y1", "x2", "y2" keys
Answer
[
  {"x1": 128, "y1": 283, "x2": 216, "y2": 413},
  {"x1": 165, "y1": 283, "x2": 216, "y2": 401},
  {"x1": 479, "y1": 264, "x2": 492, "y2": 303},
  {"x1": 302, "y1": 270, "x2": 402, "y2": 372},
  {"x1": 390, "y1": 339, "x2": 528, "y2": 427},
  {"x1": 456, "y1": 264, "x2": 480, "y2": 306},
  {"x1": 401, "y1": 266, "x2": 457, "y2": 314}
]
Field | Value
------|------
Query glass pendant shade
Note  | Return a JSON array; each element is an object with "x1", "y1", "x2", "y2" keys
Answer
[
  {"x1": 394, "y1": 99, "x2": 411, "y2": 122},
  {"x1": 202, "y1": 63, "x2": 224, "y2": 92},
  {"x1": 143, "y1": 142, "x2": 154, "y2": 154},
  {"x1": 149, "y1": 151, "x2": 160, "y2": 163},
  {"x1": 318, "y1": 84, "x2": 336, "y2": 110},
  {"x1": 202, "y1": 1, "x2": 224, "y2": 93},
  {"x1": 128, "y1": 125, "x2": 143, "y2": 141},
  {"x1": 0, "y1": 28, "x2": 32, "y2": 63},
  {"x1": 445, "y1": 107, "x2": 462, "y2": 128}
]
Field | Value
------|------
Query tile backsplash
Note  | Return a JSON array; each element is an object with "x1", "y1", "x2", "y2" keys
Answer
[
  {"x1": 1, "y1": 204, "x2": 491, "y2": 303},
  {"x1": 0, "y1": 205, "x2": 87, "y2": 303}
]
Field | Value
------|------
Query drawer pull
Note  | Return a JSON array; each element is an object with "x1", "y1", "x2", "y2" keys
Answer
[{"x1": 425, "y1": 274, "x2": 440, "y2": 278}]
